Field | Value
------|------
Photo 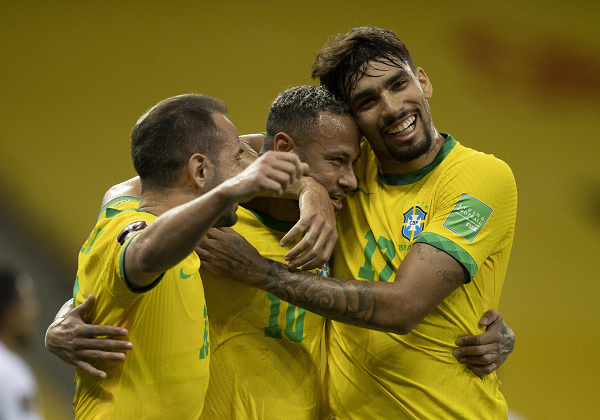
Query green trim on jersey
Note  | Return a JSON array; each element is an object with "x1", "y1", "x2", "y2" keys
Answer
[
  {"x1": 97, "y1": 196, "x2": 140, "y2": 222},
  {"x1": 118, "y1": 224, "x2": 164, "y2": 294},
  {"x1": 378, "y1": 133, "x2": 457, "y2": 186},
  {"x1": 414, "y1": 232, "x2": 477, "y2": 282},
  {"x1": 246, "y1": 209, "x2": 296, "y2": 232},
  {"x1": 73, "y1": 275, "x2": 80, "y2": 308}
]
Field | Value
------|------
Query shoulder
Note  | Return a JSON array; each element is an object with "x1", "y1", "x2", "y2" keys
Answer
[{"x1": 443, "y1": 142, "x2": 516, "y2": 187}]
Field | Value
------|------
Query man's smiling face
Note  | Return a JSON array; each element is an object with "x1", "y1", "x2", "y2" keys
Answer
[{"x1": 349, "y1": 60, "x2": 435, "y2": 165}]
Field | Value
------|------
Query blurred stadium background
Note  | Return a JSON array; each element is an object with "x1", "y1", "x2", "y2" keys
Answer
[{"x1": 1, "y1": 1, "x2": 599, "y2": 418}]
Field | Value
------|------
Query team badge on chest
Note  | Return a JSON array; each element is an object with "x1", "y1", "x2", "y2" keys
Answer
[{"x1": 402, "y1": 205, "x2": 427, "y2": 241}]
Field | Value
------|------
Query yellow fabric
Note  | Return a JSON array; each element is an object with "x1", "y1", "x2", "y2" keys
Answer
[
  {"x1": 329, "y1": 134, "x2": 517, "y2": 419},
  {"x1": 201, "y1": 206, "x2": 329, "y2": 420},
  {"x1": 73, "y1": 198, "x2": 209, "y2": 419}
]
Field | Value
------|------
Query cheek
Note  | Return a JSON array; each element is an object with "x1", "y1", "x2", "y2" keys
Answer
[{"x1": 355, "y1": 114, "x2": 377, "y2": 134}]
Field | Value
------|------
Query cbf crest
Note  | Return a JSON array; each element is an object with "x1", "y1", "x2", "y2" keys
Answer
[{"x1": 402, "y1": 205, "x2": 427, "y2": 241}]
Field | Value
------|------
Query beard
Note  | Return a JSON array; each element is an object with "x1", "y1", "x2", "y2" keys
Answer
[
  {"x1": 209, "y1": 166, "x2": 239, "y2": 228},
  {"x1": 380, "y1": 108, "x2": 434, "y2": 163},
  {"x1": 213, "y1": 204, "x2": 238, "y2": 228}
]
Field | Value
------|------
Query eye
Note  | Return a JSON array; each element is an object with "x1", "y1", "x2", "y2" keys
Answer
[
  {"x1": 357, "y1": 97, "x2": 376, "y2": 110},
  {"x1": 391, "y1": 79, "x2": 407, "y2": 90}
]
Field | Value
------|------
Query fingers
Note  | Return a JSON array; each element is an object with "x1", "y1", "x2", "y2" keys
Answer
[
  {"x1": 74, "y1": 360, "x2": 108, "y2": 379},
  {"x1": 455, "y1": 329, "x2": 501, "y2": 347},
  {"x1": 280, "y1": 219, "x2": 307, "y2": 248},
  {"x1": 72, "y1": 294, "x2": 96, "y2": 318},
  {"x1": 467, "y1": 362, "x2": 499, "y2": 376},
  {"x1": 76, "y1": 338, "x2": 133, "y2": 351},
  {"x1": 479, "y1": 309, "x2": 502, "y2": 326},
  {"x1": 77, "y1": 349, "x2": 128, "y2": 361},
  {"x1": 80, "y1": 324, "x2": 129, "y2": 338},
  {"x1": 453, "y1": 342, "x2": 497, "y2": 358},
  {"x1": 454, "y1": 349, "x2": 500, "y2": 366},
  {"x1": 259, "y1": 152, "x2": 308, "y2": 195}
]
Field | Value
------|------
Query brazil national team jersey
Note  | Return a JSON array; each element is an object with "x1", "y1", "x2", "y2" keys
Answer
[
  {"x1": 200, "y1": 206, "x2": 330, "y2": 420},
  {"x1": 329, "y1": 134, "x2": 517, "y2": 419},
  {"x1": 72, "y1": 197, "x2": 210, "y2": 420}
]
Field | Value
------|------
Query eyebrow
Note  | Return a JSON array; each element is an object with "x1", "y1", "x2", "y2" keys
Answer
[{"x1": 350, "y1": 68, "x2": 411, "y2": 106}]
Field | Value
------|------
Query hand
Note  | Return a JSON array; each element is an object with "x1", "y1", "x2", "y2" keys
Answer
[
  {"x1": 197, "y1": 227, "x2": 266, "y2": 284},
  {"x1": 453, "y1": 309, "x2": 515, "y2": 375},
  {"x1": 281, "y1": 178, "x2": 337, "y2": 270},
  {"x1": 224, "y1": 151, "x2": 308, "y2": 203},
  {"x1": 45, "y1": 295, "x2": 133, "y2": 379}
]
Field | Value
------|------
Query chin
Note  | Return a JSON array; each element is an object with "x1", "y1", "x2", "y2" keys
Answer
[{"x1": 214, "y1": 212, "x2": 238, "y2": 228}]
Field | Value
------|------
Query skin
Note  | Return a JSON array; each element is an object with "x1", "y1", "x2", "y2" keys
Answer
[
  {"x1": 197, "y1": 60, "x2": 515, "y2": 372},
  {"x1": 349, "y1": 60, "x2": 440, "y2": 174},
  {"x1": 45, "y1": 112, "x2": 308, "y2": 377},
  {"x1": 46, "y1": 92, "x2": 514, "y2": 377},
  {"x1": 124, "y1": 113, "x2": 307, "y2": 288}
]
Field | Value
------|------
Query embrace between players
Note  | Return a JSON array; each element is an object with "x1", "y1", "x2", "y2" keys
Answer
[{"x1": 46, "y1": 27, "x2": 517, "y2": 419}]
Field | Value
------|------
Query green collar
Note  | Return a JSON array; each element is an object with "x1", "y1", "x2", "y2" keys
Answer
[
  {"x1": 378, "y1": 133, "x2": 456, "y2": 186},
  {"x1": 246, "y1": 209, "x2": 296, "y2": 232}
]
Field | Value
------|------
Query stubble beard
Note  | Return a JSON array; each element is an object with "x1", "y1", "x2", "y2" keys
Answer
[{"x1": 383, "y1": 109, "x2": 434, "y2": 163}]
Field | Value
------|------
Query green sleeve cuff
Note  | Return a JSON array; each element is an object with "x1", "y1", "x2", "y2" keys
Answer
[
  {"x1": 119, "y1": 234, "x2": 164, "y2": 294},
  {"x1": 414, "y1": 232, "x2": 478, "y2": 282}
]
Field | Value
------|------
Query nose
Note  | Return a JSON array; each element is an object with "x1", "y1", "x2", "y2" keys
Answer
[
  {"x1": 339, "y1": 165, "x2": 358, "y2": 191},
  {"x1": 380, "y1": 91, "x2": 400, "y2": 120}
]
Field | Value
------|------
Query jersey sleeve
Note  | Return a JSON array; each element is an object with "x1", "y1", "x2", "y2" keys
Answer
[
  {"x1": 415, "y1": 155, "x2": 517, "y2": 281},
  {"x1": 97, "y1": 196, "x2": 141, "y2": 222},
  {"x1": 81, "y1": 210, "x2": 162, "y2": 300}
]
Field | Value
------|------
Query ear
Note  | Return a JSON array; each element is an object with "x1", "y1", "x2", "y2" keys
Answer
[
  {"x1": 273, "y1": 132, "x2": 298, "y2": 153},
  {"x1": 416, "y1": 67, "x2": 433, "y2": 99},
  {"x1": 187, "y1": 153, "x2": 208, "y2": 189}
]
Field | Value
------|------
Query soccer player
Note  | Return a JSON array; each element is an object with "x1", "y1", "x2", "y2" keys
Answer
[
  {"x1": 197, "y1": 27, "x2": 517, "y2": 419},
  {"x1": 47, "y1": 86, "x2": 514, "y2": 418},
  {"x1": 199, "y1": 86, "x2": 360, "y2": 420},
  {"x1": 69, "y1": 93, "x2": 306, "y2": 419}
]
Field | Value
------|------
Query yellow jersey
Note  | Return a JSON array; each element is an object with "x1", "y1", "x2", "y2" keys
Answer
[
  {"x1": 329, "y1": 134, "x2": 517, "y2": 419},
  {"x1": 73, "y1": 197, "x2": 210, "y2": 419},
  {"x1": 200, "y1": 206, "x2": 329, "y2": 420}
]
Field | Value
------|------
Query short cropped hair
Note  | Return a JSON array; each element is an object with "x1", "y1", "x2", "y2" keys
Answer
[
  {"x1": 0, "y1": 268, "x2": 20, "y2": 325},
  {"x1": 131, "y1": 94, "x2": 227, "y2": 190},
  {"x1": 312, "y1": 26, "x2": 415, "y2": 102},
  {"x1": 262, "y1": 85, "x2": 350, "y2": 155}
]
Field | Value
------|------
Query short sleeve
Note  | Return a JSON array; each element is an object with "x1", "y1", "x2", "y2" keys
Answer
[{"x1": 415, "y1": 156, "x2": 517, "y2": 280}]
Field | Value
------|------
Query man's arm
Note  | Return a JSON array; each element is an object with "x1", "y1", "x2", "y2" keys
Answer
[
  {"x1": 45, "y1": 295, "x2": 133, "y2": 379},
  {"x1": 241, "y1": 133, "x2": 337, "y2": 270},
  {"x1": 198, "y1": 228, "x2": 515, "y2": 372},
  {"x1": 125, "y1": 152, "x2": 306, "y2": 288},
  {"x1": 197, "y1": 227, "x2": 466, "y2": 334}
]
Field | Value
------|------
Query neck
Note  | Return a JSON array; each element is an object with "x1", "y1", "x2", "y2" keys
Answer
[
  {"x1": 138, "y1": 188, "x2": 196, "y2": 216},
  {"x1": 377, "y1": 131, "x2": 446, "y2": 175},
  {"x1": 242, "y1": 197, "x2": 300, "y2": 222}
]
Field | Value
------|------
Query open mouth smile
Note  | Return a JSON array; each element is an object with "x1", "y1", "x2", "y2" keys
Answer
[{"x1": 385, "y1": 115, "x2": 416, "y2": 137}]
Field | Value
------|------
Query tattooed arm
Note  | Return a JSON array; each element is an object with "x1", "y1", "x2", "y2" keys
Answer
[{"x1": 198, "y1": 227, "x2": 467, "y2": 334}]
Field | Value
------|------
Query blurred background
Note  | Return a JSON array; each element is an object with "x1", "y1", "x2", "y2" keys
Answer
[{"x1": 1, "y1": 1, "x2": 598, "y2": 418}]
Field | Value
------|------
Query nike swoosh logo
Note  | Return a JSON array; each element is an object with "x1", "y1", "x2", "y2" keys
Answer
[
  {"x1": 352, "y1": 188, "x2": 374, "y2": 196},
  {"x1": 180, "y1": 268, "x2": 196, "y2": 279}
]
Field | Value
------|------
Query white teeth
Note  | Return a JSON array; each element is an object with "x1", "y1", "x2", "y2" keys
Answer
[{"x1": 387, "y1": 115, "x2": 416, "y2": 135}]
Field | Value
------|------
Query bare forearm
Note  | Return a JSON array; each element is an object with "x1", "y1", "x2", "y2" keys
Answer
[
  {"x1": 244, "y1": 257, "x2": 408, "y2": 333},
  {"x1": 132, "y1": 188, "x2": 234, "y2": 274}
]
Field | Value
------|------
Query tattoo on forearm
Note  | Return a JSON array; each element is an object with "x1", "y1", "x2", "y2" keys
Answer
[{"x1": 257, "y1": 261, "x2": 377, "y2": 327}]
